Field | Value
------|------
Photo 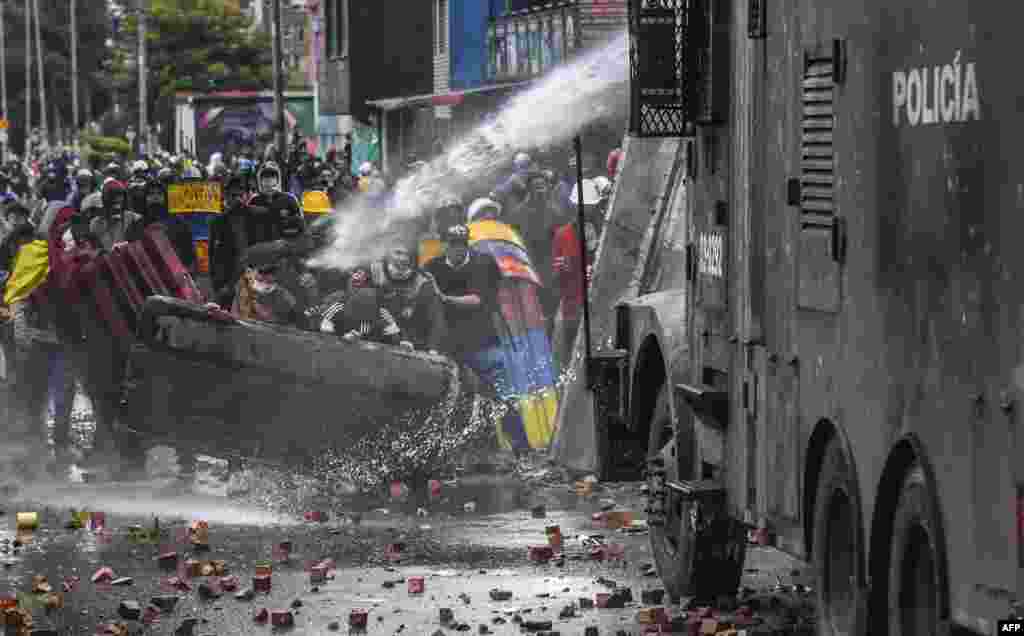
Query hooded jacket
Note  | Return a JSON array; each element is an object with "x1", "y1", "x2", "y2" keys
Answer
[{"x1": 359, "y1": 260, "x2": 446, "y2": 352}]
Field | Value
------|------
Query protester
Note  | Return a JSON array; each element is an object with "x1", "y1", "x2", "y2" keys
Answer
[
  {"x1": 425, "y1": 224, "x2": 505, "y2": 389},
  {"x1": 356, "y1": 245, "x2": 446, "y2": 353},
  {"x1": 231, "y1": 241, "x2": 299, "y2": 325}
]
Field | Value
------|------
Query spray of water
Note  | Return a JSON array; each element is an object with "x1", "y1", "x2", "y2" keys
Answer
[
  {"x1": 308, "y1": 30, "x2": 629, "y2": 272},
  {"x1": 11, "y1": 480, "x2": 297, "y2": 527}
]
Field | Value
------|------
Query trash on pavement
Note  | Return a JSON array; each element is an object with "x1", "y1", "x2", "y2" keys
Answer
[
  {"x1": 110, "y1": 577, "x2": 133, "y2": 586},
  {"x1": 463, "y1": 501, "x2": 477, "y2": 513},
  {"x1": 578, "y1": 597, "x2": 594, "y2": 609},
  {"x1": 271, "y1": 609, "x2": 294, "y2": 627},
  {"x1": 385, "y1": 543, "x2": 405, "y2": 560},
  {"x1": 273, "y1": 541, "x2": 292, "y2": 562},
  {"x1": 489, "y1": 589, "x2": 513, "y2": 601},
  {"x1": 304, "y1": 510, "x2": 328, "y2": 522},
  {"x1": 235, "y1": 588, "x2": 255, "y2": 601},
  {"x1": 151, "y1": 595, "x2": 180, "y2": 612},
  {"x1": 637, "y1": 608, "x2": 668, "y2": 624},
  {"x1": 603, "y1": 511, "x2": 633, "y2": 530},
  {"x1": 253, "y1": 575, "x2": 272, "y2": 592},
  {"x1": 546, "y1": 525, "x2": 563, "y2": 549},
  {"x1": 162, "y1": 577, "x2": 192, "y2": 592},
  {"x1": 91, "y1": 567, "x2": 115, "y2": 584},
  {"x1": 3, "y1": 606, "x2": 31, "y2": 629},
  {"x1": 350, "y1": 608, "x2": 369, "y2": 628},
  {"x1": 89, "y1": 512, "x2": 106, "y2": 531},
  {"x1": 15, "y1": 512, "x2": 38, "y2": 530},
  {"x1": 522, "y1": 620, "x2": 553, "y2": 631},
  {"x1": 439, "y1": 608, "x2": 454, "y2": 623},
  {"x1": 62, "y1": 576, "x2": 80, "y2": 593},
  {"x1": 117, "y1": 600, "x2": 141, "y2": 621},
  {"x1": 255, "y1": 560, "x2": 272, "y2": 576},
  {"x1": 641, "y1": 590, "x2": 666, "y2": 605},
  {"x1": 408, "y1": 576, "x2": 425, "y2": 594},
  {"x1": 310, "y1": 564, "x2": 328, "y2": 585},
  {"x1": 197, "y1": 582, "x2": 221, "y2": 599},
  {"x1": 390, "y1": 481, "x2": 408, "y2": 499},
  {"x1": 157, "y1": 551, "x2": 178, "y2": 569},
  {"x1": 174, "y1": 617, "x2": 199, "y2": 636},
  {"x1": 531, "y1": 505, "x2": 546, "y2": 518},
  {"x1": 183, "y1": 559, "x2": 201, "y2": 577},
  {"x1": 429, "y1": 479, "x2": 443, "y2": 498},
  {"x1": 189, "y1": 520, "x2": 209, "y2": 550},
  {"x1": 254, "y1": 608, "x2": 269, "y2": 623},
  {"x1": 528, "y1": 546, "x2": 554, "y2": 562},
  {"x1": 42, "y1": 592, "x2": 63, "y2": 610},
  {"x1": 95, "y1": 622, "x2": 128, "y2": 636},
  {"x1": 575, "y1": 481, "x2": 594, "y2": 496},
  {"x1": 142, "y1": 604, "x2": 161, "y2": 625},
  {"x1": 30, "y1": 575, "x2": 51, "y2": 594}
]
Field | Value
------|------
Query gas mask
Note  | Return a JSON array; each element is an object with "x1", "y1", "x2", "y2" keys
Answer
[
  {"x1": 249, "y1": 265, "x2": 279, "y2": 295},
  {"x1": 386, "y1": 253, "x2": 415, "y2": 282},
  {"x1": 62, "y1": 227, "x2": 76, "y2": 253}
]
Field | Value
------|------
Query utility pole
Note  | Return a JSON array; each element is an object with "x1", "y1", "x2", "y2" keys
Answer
[
  {"x1": 137, "y1": 0, "x2": 147, "y2": 157},
  {"x1": 0, "y1": 1, "x2": 8, "y2": 163},
  {"x1": 32, "y1": 0, "x2": 46, "y2": 151},
  {"x1": 71, "y1": 0, "x2": 79, "y2": 151},
  {"x1": 24, "y1": 0, "x2": 30, "y2": 157},
  {"x1": 271, "y1": 0, "x2": 285, "y2": 161}
]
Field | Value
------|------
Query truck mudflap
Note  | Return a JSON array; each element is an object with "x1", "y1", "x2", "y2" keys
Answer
[
  {"x1": 122, "y1": 296, "x2": 485, "y2": 474},
  {"x1": 645, "y1": 475, "x2": 747, "y2": 602}
]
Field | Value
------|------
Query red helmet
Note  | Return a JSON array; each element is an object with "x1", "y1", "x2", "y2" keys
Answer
[{"x1": 102, "y1": 179, "x2": 127, "y2": 207}]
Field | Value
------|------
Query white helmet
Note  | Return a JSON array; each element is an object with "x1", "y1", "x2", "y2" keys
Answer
[
  {"x1": 76, "y1": 168, "x2": 93, "y2": 180},
  {"x1": 359, "y1": 162, "x2": 374, "y2": 177},
  {"x1": 131, "y1": 160, "x2": 148, "y2": 175},
  {"x1": 467, "y1": 198, "x2": 502, "y2": 224},
  {"x1": 592, "y1": 176, "x2": 613, "y2": 198},
  {"x1": 570, "y1": 179, "x2": 602, "y2": 207}
]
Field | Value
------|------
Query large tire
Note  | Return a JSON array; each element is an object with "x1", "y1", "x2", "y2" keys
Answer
[
  {"x1": 812, "y1": 436, "x2": 866, "y2": 636},
  {"x1": 647, "y1": 382, "x2": 694, "y2": 599},
  {"x1": 886, "y1": 464, "x2": 948, "y2": 636}
]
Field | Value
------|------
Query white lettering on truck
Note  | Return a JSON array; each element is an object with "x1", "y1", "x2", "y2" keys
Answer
[{"x1": 893, "y1": 51, "x2": 979, "y2": 127}]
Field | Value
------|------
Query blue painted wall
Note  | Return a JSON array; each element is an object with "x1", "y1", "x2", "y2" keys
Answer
[{"x1": 451, "y1": 0, "x2": 490, "y2": 91}]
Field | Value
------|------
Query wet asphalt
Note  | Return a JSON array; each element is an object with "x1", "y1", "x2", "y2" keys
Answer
[{"x1": 0, "y1": 461, "x2": 808, "y2": 636}]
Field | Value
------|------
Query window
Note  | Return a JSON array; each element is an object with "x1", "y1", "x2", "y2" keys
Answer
[
  {"x1": 325, "y1": 0, "x2": 347, "y2": 59},
  {"x1": 436, "y1": 0, "x2": 448, "y2": 55}
]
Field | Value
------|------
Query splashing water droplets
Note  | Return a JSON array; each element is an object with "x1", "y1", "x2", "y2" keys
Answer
[{"x1": 309, "y1": 31, "x2": 628, "y2": 272}]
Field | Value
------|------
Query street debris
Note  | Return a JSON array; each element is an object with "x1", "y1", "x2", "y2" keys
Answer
[{"x1": 15, "y1": 512, "x2": 38, "y2": 530}]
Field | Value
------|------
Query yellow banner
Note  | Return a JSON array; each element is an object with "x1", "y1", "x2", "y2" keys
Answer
[{"x1": 168, "y1": 181, "x2": 223, "y2": 215}]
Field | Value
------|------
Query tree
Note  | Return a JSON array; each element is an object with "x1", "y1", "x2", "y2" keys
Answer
[
  {"x1": 0, "y1": 0, "x2": 113, "y2": 153},
  {"x1": 120, "y1": 0, "x2": 272, "y2": 104}
]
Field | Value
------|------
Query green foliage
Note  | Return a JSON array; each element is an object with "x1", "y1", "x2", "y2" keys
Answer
[
  {"x1": 120, "y1": 0, "x2": 272, "y2": 103},
  {"x1": 81, "y1": 134, "x2": 131, "y2": 160},
  {"x1": 2, "y1": 0, "x2": 113, "y2": 149}
]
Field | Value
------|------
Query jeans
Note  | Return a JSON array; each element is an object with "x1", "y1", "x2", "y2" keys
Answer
[{"x1": 48, "y1": 348, "x2": 76, "y2": 451}]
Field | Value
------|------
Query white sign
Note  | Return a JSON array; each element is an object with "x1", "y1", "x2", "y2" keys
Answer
[
  {"x1": 699, "y1": 231, "x2": 724, "y2": 278},
  {"x1": 892, "y1": 51, "x2": 980, "y2": 127}
]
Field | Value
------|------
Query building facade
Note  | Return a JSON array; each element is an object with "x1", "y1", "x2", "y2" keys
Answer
[{"x1": 317, "y1": 0, "x2": 434, "y2": 171}]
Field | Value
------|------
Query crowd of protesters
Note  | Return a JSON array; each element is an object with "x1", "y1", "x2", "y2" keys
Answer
[{"x1": 0, "y1": 133, "x2": 624, "y2": 483}]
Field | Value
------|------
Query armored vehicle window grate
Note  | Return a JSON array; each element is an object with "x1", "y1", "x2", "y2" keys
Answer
[{"x1": 800, "y1": 58, "x2": 835, "y2": 227}]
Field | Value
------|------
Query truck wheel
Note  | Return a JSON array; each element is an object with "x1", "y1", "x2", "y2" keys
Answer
[
  {"x1": 647, "y1": 382, "x2": 693, "y2": 599},
  {"x1": 812, "y1": 436, "x2": 864, "y2": 636},
  {"x1": 887, "y1": 464, "x2": 946, "y2": 636}
]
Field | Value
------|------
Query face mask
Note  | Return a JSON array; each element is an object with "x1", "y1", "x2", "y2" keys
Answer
[
  {"x1": 62, "y1": 228, "x2": 76, "y2": 252},
  {"x1": 251, "y1": 276, "x2": 278, "y2": 295},
  {"x1": 387, "y1": 261, "x2": 413, "y2": 281}
]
